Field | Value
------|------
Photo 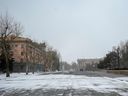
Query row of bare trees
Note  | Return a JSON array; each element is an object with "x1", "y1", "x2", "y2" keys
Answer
[
  {"x1": 0, "y1": 13, "x2": 23, "y2": 77},
  {"x1": 98, "y1": 41, "x2": 128, "y2": 70},
  {"x1": 26, "y1": 42, "x2": 60, "y2": 73},
  {"x1": 43, "y1": 46, "x2": 60, "y2": 72}
]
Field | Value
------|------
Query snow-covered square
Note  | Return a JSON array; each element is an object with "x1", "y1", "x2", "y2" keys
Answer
[{"x1": 0, "y1": 73, "x2": 128, "y2": 96}]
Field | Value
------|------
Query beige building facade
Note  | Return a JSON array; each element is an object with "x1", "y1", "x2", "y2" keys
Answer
[
  {"x1": 0, "y1": 36, "x2": 45, "y2": 72},
  {"x1": 77, "y1": 58, "x2": 101, "y2": 71}
]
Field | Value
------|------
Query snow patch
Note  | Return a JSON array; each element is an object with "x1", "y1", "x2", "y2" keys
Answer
[{"x1": 0, "y1": 73, "x2": 128, "y2": 95}]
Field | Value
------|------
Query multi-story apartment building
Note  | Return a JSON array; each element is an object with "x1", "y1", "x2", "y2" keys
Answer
[
  {"x1": 77, "y1": 58, "x2": 101, "y2": 71},
  {"x1": 0, "y1": 36, "x2": 46, "y2": 72}
]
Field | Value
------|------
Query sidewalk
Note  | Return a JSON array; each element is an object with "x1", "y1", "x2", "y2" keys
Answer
[{"x1": 71, "y1": 70, "x2": 125, "y2": 78}]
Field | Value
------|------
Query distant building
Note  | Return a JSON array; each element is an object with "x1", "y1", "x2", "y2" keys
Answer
[
  {"x1": 0, "y1": 36, "x2": 46, "y2": 72},
  {"x1": 77, "y1": 58, "x2": 101, "y2": 71}
]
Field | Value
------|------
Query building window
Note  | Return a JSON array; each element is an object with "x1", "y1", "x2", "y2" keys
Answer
[
  {"x1": 15, "y1": 44, "x2": 18, "y2": 47},
  {"x1": 21, "y1": 52, "x2": 24, "y2": 56},
  {"x1": 20, "y1": 58, "x2": 23, "y2": 62},
  {"x1": 21, "y1": 44, "x2": 24, "y2": 48},
  {"x1": 11, "y1": 44, "x2": 14, "y2": 47},
  {"x1": 10, "y1": 51, "x2": 13, "y2": 56}
]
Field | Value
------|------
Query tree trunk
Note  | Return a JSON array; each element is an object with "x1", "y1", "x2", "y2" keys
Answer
[
  {"x1": 5, "y1": 55, "x2": 10, "y2": 77},
  {"x1": 3, "y1": 44, "x2": 10, "y2": 77},
  {"x1": 26, "y1": 63, "x2": 29, "y2": 75},
  {"x1": 32, "y1": 63, "x2": 35, "y2": 74}
]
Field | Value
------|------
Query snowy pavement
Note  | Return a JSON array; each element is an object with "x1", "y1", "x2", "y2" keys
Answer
[{"x1": 0, "y1": 73, "x2": 128, "y2": 96}]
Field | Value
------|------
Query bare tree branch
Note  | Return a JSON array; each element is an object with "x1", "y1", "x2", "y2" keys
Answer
[{"x1": 0, "y1": 12, "x2": 23, "y2": 77}]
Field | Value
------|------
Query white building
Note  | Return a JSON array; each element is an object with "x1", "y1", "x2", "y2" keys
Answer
[{"x1": 77, "y1": 58, "x2": 101, "y2": 71}]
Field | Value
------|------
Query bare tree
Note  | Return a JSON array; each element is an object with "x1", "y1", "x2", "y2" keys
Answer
[
  {"x1": 45, "y1": 49, "x2": 60, "y2": 71},
  {"x1": 0, "y1": 13, "x2": 23, "y2": 77},
  {"x1": 113, "y1": 46, "x2": 121, "y2": 69}
]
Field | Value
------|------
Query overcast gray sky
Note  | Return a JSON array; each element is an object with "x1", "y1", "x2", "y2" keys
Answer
[{"x1": 0, "y1": 0, "x2": 128, "y2": 63}]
